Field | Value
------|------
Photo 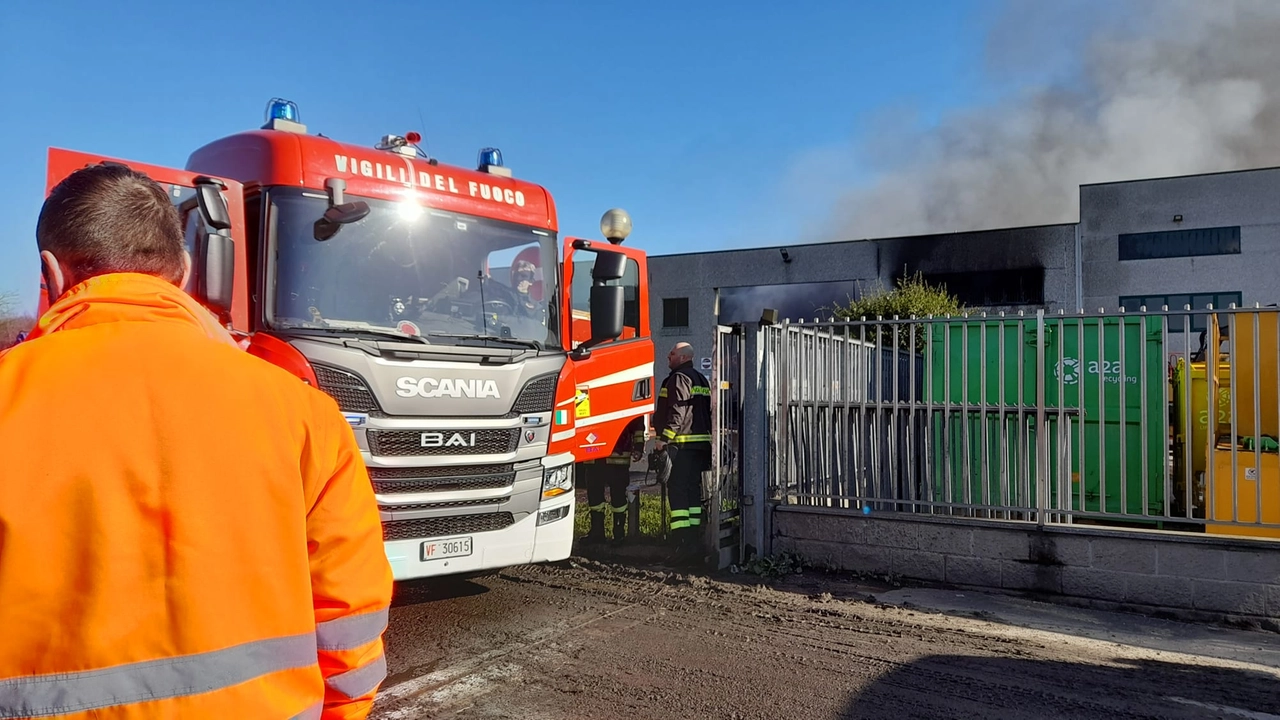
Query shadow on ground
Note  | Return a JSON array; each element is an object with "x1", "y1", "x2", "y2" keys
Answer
[
  {"x1": 840, "y1": 655, "x2": 1280, "y2": 719},
  {"x1": 391, "y1": 575, "x2": 491, "y2": 607}
]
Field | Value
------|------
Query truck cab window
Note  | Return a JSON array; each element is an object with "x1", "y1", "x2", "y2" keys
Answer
[
  {"x1": 167, "y1": 185, "x2": 202, "y2": 295},
  {"x1": 180, "y1": 208, "x2": 203, "y2": 295},
  {"x1": 570, "y1": 255, "x2": 640, "y2": 349},
  {"x1": 268, "y1": 189, "x2": 561, "y2": 349}
]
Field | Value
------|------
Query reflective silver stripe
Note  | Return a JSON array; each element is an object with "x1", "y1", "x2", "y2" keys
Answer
[
  {"x1": 316, "y1": 607, "x2": 389, "y2": 651},
  {"x1": 325, "y1": 653, "x2": 387, "y2": 700},
  {"x1": 290, "y1": 702, "x2": 323, "y2": 720},
  {"x1": 0, "y1": 633, "x2": 317, "y2": 719}
]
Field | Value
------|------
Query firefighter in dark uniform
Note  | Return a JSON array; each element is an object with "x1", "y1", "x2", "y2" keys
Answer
[
  {"x1": 581, "y1": 418, "x2": 646, "y2": 544},
  {"x1": 652, "y1": 342, "x2": 712, "y2": 562}
]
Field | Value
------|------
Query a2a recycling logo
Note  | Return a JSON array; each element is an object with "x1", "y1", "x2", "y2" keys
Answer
[{"x1": 1054, "y1": 357, "x2": 1081, "y2": 385}]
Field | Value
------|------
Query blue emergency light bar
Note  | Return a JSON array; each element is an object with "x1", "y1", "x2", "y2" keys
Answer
[
  {"x1": 478, "y1": 147, "x2": 503, "y2": 169},
  {"x1": 266, "y1": 98, "x2": 300, "y2": 123}
]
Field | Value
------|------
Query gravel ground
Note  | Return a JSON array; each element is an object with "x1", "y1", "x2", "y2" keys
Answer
[{"x1": 370, "y1": 557, "x2": 1280, "y2": 720}]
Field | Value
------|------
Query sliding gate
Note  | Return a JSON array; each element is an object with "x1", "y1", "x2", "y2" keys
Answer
[{"x1": 706, "y1": 324, "x2": 745, "y2": 569}]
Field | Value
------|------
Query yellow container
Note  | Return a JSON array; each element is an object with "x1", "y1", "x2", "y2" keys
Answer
[
  {"x1": 1210, "y1": 310, "x2": 1280, "y2": 441},
  {"x1": 1171, "y1": 359, "x2": 1230, "y2": 484},
  {"x1": 1204, "y1": 445, "x2": 1280, "y2": 538},
  {"x1": 1173, "y1": 312, "x2": 1280, "y2": 531}
]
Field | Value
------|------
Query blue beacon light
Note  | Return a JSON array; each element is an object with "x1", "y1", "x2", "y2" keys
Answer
[
  {"x1": 265, "y1": 98, "x2": 300, "y2": 123},
  {"x1": 478, "y1": 147, "x2": 503, "y2": 169}
]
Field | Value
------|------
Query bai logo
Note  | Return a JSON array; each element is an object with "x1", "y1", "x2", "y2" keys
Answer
[
  {"x1": 396, "y1": 377, "x2": 501, "y2": 399},
  {"x1": 421, "y1": 432, "x2": 477, "y2": 448}
]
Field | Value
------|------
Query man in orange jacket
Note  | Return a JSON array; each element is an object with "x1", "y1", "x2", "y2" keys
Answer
[{"x1": 0, "y1": 164, "x2": 394, "y2": 719}]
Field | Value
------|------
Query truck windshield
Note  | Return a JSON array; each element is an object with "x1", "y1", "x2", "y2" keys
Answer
[{"x1": 268, "y1": 188, "x2": 560, "y2": 349}]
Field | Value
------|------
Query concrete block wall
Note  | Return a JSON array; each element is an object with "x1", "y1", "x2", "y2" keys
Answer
[{"x1": 773, "y1": 507, "x2": 1280, "y2": 623}]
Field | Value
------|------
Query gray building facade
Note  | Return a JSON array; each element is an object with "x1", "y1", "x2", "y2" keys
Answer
[
  {"x1": 1079, "y1": 167, "x2": 1280, "y2": 315},
  {"x1": 648, "y1": 165, "x2": 1280, "y2": 368}
]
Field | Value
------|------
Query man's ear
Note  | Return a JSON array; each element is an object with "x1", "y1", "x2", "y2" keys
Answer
[
  {"x1": 40, "y1": 251, "x2": 67, "y2": 302},
  {"x1": 179, "y1": 250, "x2": 192, "y2": 290}
]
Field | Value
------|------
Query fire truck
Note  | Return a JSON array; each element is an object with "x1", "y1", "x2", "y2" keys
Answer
[{"x1": 40, "y1": 98, "x2": 656, "y2": 581}]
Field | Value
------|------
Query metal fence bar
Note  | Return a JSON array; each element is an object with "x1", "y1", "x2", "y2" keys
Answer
[
  {"x1": 1183, "y1": 310, "x2": 1193, "y2": 521},
  {"x1": 979, "y1": 316, "x2": 989, "y2": 518},
  {"x1": 1230, "y1": 309, "x2": 1239, "y2": 524},
  {"x1": 1000, "y1": 314, "x2": 1011, "y2": 520},
  {"x1": 1078, "y1": 314, "x2": 1087, "y2": 520},
  {"x1": 1058, "y1": 312, "x2": 1070, "y2": 523},
  {"x1": 1140, "y1": 310, "x2": 1149, "y2": 520},
  {"x1": 1120, "y1": 311, "x2": 1128, "y2": 520},
  {"x1": 944, "y1": 319, "x2": 953, "y2": 512},
  {"x1": 1097, "y1": 316, "x2": 1106, "y2": 519},
  {"x1": 891, "y1": 320, "x2": 900, "y2": 511},
  {"x1": 908, "y1": 321, "x2": 918, "y2": 512},
  {"x1": 1036, "y1": 310, "x2": 1047, "y2": 527},
  {"x1": 779, "y1": 321, "x2": 790, "y2": 503},
  {"x1": 1161, "y1": 310, "x2": 1171, "y2": 520}
]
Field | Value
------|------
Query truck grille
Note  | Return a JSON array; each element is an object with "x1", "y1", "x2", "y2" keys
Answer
[
  {"x1": 382, "y1": 512, "x2": 515, "y2": 541},
  {"x1": 382, "y1": 498, "x2": 504, "y2": 512},
  {"x1": 368, "y1": 429, "x2": 519, "y2": 457},
  {"x1": 315, "y1": 368, "x2": 557, "y2": 419},
  {"x1": 509, "y1": 373, "x2": 558, "y2": 415},
  {"x1": 314, "y1": 364, "x2": 381, "y2": 414},
  {"x1": 370, "y1": 464, "x2": 516, "y2": 494}
]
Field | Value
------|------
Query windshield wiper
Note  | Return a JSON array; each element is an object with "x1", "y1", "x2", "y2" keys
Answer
[
  {"x1": 426, "y1": 332, "x2": 542, "y2": 351},
  {"x1": 283, "y1": 326, "x2": 432, "y2": 344}
]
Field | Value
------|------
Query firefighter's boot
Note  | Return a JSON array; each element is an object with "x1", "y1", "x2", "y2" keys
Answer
[
  {"x1": 611, "y1": 508, "x2": 628, "y2": 544},
  {"x1": 580, "y1": 511, "x2": 606, "y2": 544},
  {"x1": 665, "y1": 526, "x2": 693, "y2": 563},
  {"x1": 673, "y1": 527, "x2": 704, "y2": 567}
]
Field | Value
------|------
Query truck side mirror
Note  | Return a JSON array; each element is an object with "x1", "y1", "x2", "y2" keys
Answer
[
  {"x1": 589, "y1": 285, "x2": 625, "y2": 343},
  {"x1": 190, "y1": 177, "x2": 234, "y2": 318},
  {"x1": 201, "y1": 230, "x2": 235, "y2": 317},
  {"x1": 591, "y1": 249, "x2": 627, "y2": 282},
  {"x1": 314, "y1": 201, "x2": 371, "y2": 241},
  {"x1": 194, "y1": 177, "x2": 232, "y2": 231},
  {"x1": 572, "y1": 248, "x2": 628, "y2": 359}
]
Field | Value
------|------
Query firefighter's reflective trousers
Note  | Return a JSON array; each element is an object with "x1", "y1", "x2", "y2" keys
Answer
[{"x1": 667, "y1": 442, "x2": 711, "y2": 538}]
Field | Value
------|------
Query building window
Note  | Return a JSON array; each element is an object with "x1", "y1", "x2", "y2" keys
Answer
[
  {"x1": 1119, "y1": 291, "x2": 1242, "y2": 333},
  {"x1": 1118, "y1": 226, "x2": 1241, "y2": 261},
  {"x1": 663, "y1": 297, "x2": 689, "y2": 328},
  {"x1": 918, "y1": 268, "x2": 1045, "y2": 307}
]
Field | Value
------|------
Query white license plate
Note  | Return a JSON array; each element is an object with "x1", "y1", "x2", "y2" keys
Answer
[{"x1": 421, "y1": 536, "x2": 473, "y2": 561}]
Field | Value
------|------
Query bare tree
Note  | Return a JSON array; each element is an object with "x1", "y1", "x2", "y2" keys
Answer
[{"x1": 0, "y1": 291, "x2": 34, "y2": 350}]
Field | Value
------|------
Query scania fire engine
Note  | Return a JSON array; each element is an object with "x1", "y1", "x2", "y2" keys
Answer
[{"x1": 39, "y1": 98, "x2": 656, "y2": 581}]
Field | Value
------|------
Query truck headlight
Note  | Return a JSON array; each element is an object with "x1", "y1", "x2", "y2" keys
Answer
[{"x1": 542, "y1": 465, "x2": 573, "y2": 499}]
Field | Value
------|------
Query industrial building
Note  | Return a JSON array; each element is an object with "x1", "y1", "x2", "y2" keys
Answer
[{"x1": 647, "y1": 165, "x2": 1280, "y2": 369}]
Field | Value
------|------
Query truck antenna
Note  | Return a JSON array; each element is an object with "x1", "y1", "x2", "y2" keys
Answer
[{"x1": 415, "y1": 106, "x2": 434, "y2": 161}]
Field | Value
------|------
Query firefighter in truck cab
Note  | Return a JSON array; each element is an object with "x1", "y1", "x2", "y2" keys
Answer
[{"x1": 652, "y1": 341, "x2": 713, "y2": 563}]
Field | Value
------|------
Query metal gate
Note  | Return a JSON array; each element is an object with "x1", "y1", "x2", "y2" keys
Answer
[{"x1": 706, "y1": 324, "x2": 745, "y2": 569}]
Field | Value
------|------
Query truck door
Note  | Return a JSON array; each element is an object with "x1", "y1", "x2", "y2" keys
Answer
[
  {"x1": 562, "y1": 237, "x2": 655, "y2": 460},
  {"x1": 40, "y1": 148, "x2": 248, "y2": 330}
]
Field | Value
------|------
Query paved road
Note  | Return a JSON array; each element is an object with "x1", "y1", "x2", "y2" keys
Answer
[{"x1": 371, "y1": 558, "x2": 1280, "y2": 720}]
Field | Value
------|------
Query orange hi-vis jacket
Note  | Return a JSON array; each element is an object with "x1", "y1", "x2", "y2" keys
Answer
[{"x1": 0, "y1": 273, "x2": 394, "y2": 719}]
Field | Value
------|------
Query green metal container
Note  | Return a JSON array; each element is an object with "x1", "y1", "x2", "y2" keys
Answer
[
  {"x1": 927, "y1": 315, "x2": 1167, "y2": 518},
  {"x1": 924, "y1": 319, "x2": 1036, "y2": 512}
]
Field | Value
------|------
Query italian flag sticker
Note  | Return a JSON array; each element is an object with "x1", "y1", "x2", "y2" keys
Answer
[{"x1": 555, "y1": 409, "x2": 569, "y2": 425}]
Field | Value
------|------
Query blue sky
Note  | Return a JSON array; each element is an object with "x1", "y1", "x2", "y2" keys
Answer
[{"x1": 0, "y1": 0, "x2": 1077, "y2": 314}]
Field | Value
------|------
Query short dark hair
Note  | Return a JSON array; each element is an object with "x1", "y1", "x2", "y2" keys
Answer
[{"x1": 37, "y1": 163, "x2": 185, "y2": 285}]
